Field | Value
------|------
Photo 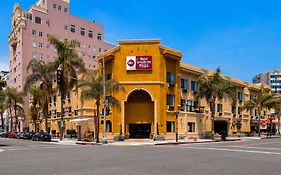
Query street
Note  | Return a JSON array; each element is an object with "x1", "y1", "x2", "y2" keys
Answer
[{"x1": 1, "y1": 138, "x2": 281, "y2": 175}]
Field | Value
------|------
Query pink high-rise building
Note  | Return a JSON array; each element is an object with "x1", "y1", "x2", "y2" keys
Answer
[{"x1": 8, "y1": 0, "x2": 114, "y2": 131}]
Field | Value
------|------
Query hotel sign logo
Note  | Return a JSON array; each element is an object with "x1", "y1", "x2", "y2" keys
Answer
[{"x1": 126, "y1": 56, "x2": 152, "y2": 71}]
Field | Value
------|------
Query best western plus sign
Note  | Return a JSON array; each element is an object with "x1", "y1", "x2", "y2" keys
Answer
[{"x1": 126, "y1": 56, "x2": 152, "y2": 71}]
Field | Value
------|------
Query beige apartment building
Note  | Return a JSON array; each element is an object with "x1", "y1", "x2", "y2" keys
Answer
[{"x1": 8, "y1": 0, "x2": 114, "y2": 131}]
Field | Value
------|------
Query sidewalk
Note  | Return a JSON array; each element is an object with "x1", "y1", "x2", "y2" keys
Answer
[{"x1": 50, "y1": 137, "x2": 242, "y2": 146}]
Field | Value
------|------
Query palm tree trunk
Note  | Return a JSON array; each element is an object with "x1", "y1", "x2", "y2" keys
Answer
[
  {"x1": 210, "y1": 102, "x2": 215, "y2": 139},
  {"x1": 44, "y1": 99, "x2": 49, "y2": 133},
  {"x1": 9, "y1": 107, "x2": 12, "y2": 132},
  {"x1": 0, "y1": 113, "x2": 4, "y2": 130},
  {"x1": 14, "y1": 102, "x2": 17, "y2": 131},
  {"x1": 258, "y1": 110, "x2": 261, "y2": 137},
  {"x1": 60, "y1": 91, "x2": 65, "y2": 140},
  {"x1": 96, "y1": 102, "x2": 100, "y2": 143}
]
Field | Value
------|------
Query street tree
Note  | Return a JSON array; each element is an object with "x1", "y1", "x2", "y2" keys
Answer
[
  {"x1": 244, "y1": 86, "x2": 273, "y2": 137},
  {"x1": 5, "y1": 87, "x2": 24, "y2": 131},
  {"x1": 48, "y1": 35, "x2": 85, "y2": 140},
  {"x1": 196, "y1": 67, "x2": 237, "y2": 138},
  {"x1": 25, "y1": 59, "x2": 54, "y2": 133},
  {"x1": 79, "y1": 69, "x2": 122, "y2": 143}
]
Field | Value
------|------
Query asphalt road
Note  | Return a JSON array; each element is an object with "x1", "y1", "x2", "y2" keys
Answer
[{"x1": 1, "y1": 138, "x2": 281, "y2": 175}]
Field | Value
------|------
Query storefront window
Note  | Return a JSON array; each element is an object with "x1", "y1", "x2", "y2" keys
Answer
[{"x1": 166, "y1": 121, "x2": 175, "y2": 132}]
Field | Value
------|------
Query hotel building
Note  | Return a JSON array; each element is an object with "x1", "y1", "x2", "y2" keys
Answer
[
  {"x1": 253, "y1": 70, "x2": 281, "y2": 94},
  {"x1": 8, "y1": 0, "x2": 114, "y2": 131},
  {"x1": 38, "y1": 39, "x2": 271, "y2": 140}
]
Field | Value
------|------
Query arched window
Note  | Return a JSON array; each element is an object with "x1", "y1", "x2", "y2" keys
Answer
[{"x1": 35, "y1": 17, "x2": 41, "y2": 24}]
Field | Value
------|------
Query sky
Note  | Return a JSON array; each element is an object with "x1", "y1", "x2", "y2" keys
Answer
[{"x1": 0, "y1": 0, "x2": 281, "y2": 82}]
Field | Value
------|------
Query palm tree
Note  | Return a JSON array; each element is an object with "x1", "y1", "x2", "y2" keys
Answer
[
  {"x1": 79, "y1": 69, "x2": 121, "y2": 143},
  {"x1": 48, "y1": 35, "x2": 85, "y2": 140},
  {"x1": 244, "y1": 86, "x2": 273, "y2": 137},
  {"x1": 196, "y1": 67, "x2": 237, "y2": 139},
  {"x1": 0, "y1": 74, "x2": 7, "y2": 91},
  {"x1": 5, "y1": 87, "x2": 24, "y2": 131},
  {"x1": 265, "y1": 96, "x2": 281, "y2": 135},
  {"x1": 28, "y1": 86, "x2": 43, "y2": 132},
  {"x1": 0, "y1": 91, "x2": 6, "y2": 130},
  {"x1": 25, "y1": 59, "x2": 54, "y2": 133}
]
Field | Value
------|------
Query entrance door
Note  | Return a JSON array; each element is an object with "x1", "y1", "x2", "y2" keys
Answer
[
  {"x1": 214, "y1": 121, "x2": 228, "y2": 135},
  {"x1": 129, "y1": 124, "x2": 151, "y2": 138}
]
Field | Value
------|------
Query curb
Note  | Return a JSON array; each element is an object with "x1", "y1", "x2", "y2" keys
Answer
[
  {"x1": 155, "y1": 139, "x2": 241, "y2": 146},
  {"x1": 261, "y1": 136, "x2": 281, "y2": 139},
  {"x1": 75, "y1": 142, "x2": 102, "y2": 145}
]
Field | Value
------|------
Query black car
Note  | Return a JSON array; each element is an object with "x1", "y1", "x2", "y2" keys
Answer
[
  {"x1": 32, "y1": 132, "x2": 51, "y2": 142},
  {"x1": 22, "y1": 132, "x2": 33, "y2": 140}
]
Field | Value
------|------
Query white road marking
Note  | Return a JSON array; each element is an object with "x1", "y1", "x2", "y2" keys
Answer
[
  {"x1": 161, "y1": 146, "x2": 281, "y2": 156},
  {"x1": 4, "y1": 145, "x2": 76, "y2": 151},
  {"x1": 230, "y1": 146, "x2": 281, "y2": 151},
  {"x1": 0, "y1": 149, "x2": 4, "y2": 153}
]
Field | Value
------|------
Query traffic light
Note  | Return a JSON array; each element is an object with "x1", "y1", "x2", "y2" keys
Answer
[{"x1": 57, "y1": 69, "x2": 62, "y2": 84}]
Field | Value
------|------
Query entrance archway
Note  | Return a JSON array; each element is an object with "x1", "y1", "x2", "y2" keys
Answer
[
  {"x1": 125, "y1": 90, "x2": 154, "y2": 138},
  {"x1": 214, "y1": 120, "x2": 228, "y2": 135}
]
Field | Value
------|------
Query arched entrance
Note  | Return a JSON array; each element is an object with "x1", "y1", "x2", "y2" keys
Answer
[
  {"x1": 125, "y1": 90, "x2": 154, "y2": 138},
  {"x1": 214, "y1": 120, "x2": 228, "y2": 135}
]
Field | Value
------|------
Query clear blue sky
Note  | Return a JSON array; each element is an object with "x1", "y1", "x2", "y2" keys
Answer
[{"x1": 1, "y1": 0, "x2": 280, "y2": 82}]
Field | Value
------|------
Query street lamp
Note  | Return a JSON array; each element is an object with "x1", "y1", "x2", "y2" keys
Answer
[{"x1": 174, "y1": 111, "x2": 179, "y2": 142}]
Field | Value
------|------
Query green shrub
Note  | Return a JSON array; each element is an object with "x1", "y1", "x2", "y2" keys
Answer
[
  {"x1": 204, "y1": 131, "x2": 213, "y2": 139},
  {"x1": 67, "y1": 129, "x2": 76, "y2": 135}
]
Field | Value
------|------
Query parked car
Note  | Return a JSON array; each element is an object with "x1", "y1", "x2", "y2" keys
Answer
[
  {"x1": 22, "y1": 132, "x2": 33, "y2": 140},
  {"x1": 0, "y1": 130, "x2": 6, "y2": 137},
  {"x1": 8, "y1": 132, "x2": 17, "y2": 138},
  {"x1": 32, "y1": 132, "x2": 51, "y2": 142},
  {"x1": 16, "y1": 132, "x2": 24, "y2": 139}
]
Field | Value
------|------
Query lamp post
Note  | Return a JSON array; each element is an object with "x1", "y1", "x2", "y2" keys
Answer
[
  {"x1": 174, "y1": 111, "x2": 179, "y2": 142},
  {"x1": 102, "y1": 57, "x2": 107, "y2": 144}
]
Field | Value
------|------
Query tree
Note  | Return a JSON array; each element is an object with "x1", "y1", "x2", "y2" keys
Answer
[
  {"x1": 0, "y1": 74, "x2": 7, "y2": 91},
  {"x1": 79, "y1": 69, "x2": 121, "y2": 143},
  {"x1": 0, "y1": 91, "x2": 6, "y2": 130},
  {"x1": 244, "y1": 86, "x2": 273, "y2": 137},
  {"x1": 27, "y1": 86, "x2": 43, "y2": 132},
  {"x1": 264, "y1": 96, "x2": 281, "y2": 135},
  {"x1": 196, "y1": 67, "x2": 237, "y2": 138},
  {"x1": 25, "y1": 59, "x2": 54, "y2": 133},
  {"x1": 5, "y1": 87, "x2": 24, "y2": 131},
  {"x1": 48, "y1": 35, "x2": 85, "y2": 140}
]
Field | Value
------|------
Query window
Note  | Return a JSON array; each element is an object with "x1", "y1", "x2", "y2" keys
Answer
[
  {"x1": 187, "y1": 100, "x2": 198, "y2": 112},
  {"x1": 80, "y1": 28, "x2": 85, "y2": 36},
  {"x1": 106, "y1": 120, "x2": 112, "y2": 132},
  {"x1": 35, "y1": 17, "x2": 41, "y2": 24},
  {"x1": 39, "y1": 42, "x2": 43, "y2": 48},
  {"x1": 58, "y1": 5, "x2": 61, "y2": 11},
  {"x1": 97, "y1": 33, "x2": 102, "y2": 40},
  {"x1": 166, "y1": 95, "x2": 175, "y2": 106},
  {"x1": 32, "y1": 41, "x2": 36, "y2": 48},
  {"x1": 166, "y1": 121, "x2": 175, "y2": 132},
  {"x1": 49, "y1": 96, "x2": 52, "y2": 103},
  {"x1": 191, "y1": 81, "x2": 198, "y2": 92},
  {"x1": 39, "y1": 31, "x2": 43, "y2": 37},
  {"x1": 53, "y1": 95, "x2": 57, "y2": 103},
  {"x1": 88, "y1": 30, "x2": 93, "y2": 38},
  {"x1": 64, "y1": 8, "x2": 68, "y2": 13},
  {"x1": 70, "y1": 25, "x2": 76, "y2": 33},
  {"x1": 250, "y1": 94, "x2": 256, "y2": 100},
  {"x1": 238, "y1": 92, "x2": 243, "y2": 101},
  {"x1": 166, "y1": 72, "x2": 175, "y2": 86},
  {"x1": 27, "y1": 13, "x2": 32, "y2": 20},
  {"x1": 181, "y1": 79, "x2": 188, "y2": 91},
  {"x1": 32, "y1": 52, "x2": 37, "y2": 59},
  {"x1": 232, "y1": 106, "x2": 236, "y2": 114},
  {"x1": 238, "y1": 107, "x2": 242, "y2": 115},
  {"x1": 39, "y1": 54, "x2": 43, "y2": 59},
  {"x1": 46, "y1": 19, "x2": 50, "y2": 26},
  {"x1": 188, "y1": 122, "x2": 195, "y2": 132},
  {"x1": 250, "y1": 108, "x2": 254, "y2": 116},
  {"x1": 99, "y1": 48, "x2": 102, "y2": 52},
  {"x1": 53, "y1": 4, "x2": 57, "y2": 9},
  {"x1": 217, "y1": 104, "x2": 222, "y2": 113},
  {"x1": 64, "y1": 25, "x2": 68, "y2": 30},
  {"x1": 32, "y1": 30, "x2": 36, "y2": 35}
]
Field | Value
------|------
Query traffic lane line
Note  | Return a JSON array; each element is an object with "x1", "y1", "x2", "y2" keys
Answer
[
  {"x1": 3, "y1": 145, "x2": 80, "y2": 151},
  {"x1": 159, "y1": 145, "x2": 281, "y2": 156},
  {"x1": 0, "y1": 149, "x2": 4, "y2": 153}
]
